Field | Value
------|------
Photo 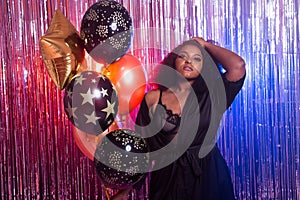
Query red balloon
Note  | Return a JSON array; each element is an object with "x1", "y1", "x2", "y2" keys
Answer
[
  {"x1": 72, "y1": 122, "x2": 119, "y2": 160},
  {"x1": 103, "y1": 54, "x2": 146, "y2": 115}
]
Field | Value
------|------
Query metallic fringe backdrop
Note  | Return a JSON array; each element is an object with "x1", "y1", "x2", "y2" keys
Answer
[{"x1": 0, "y1": 0, "x2": 299, "y2": 199}]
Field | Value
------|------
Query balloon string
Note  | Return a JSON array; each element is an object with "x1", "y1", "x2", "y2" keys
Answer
[{"x1": 102, "y1": 184, "x2": 111, "y2": 200}]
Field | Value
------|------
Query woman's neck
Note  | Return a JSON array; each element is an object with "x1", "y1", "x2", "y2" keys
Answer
[{"x1": 171, "y1": 80, "x2": 194, "y2": 93}]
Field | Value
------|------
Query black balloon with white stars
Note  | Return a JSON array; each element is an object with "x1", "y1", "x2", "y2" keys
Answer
[
  {"x1": 63, "y1": 71, "x2": 118, "y2": 135},
  {"x1": 94, "y1": 129, "x2": 149, "y2": 189},
  {"x1": 80, "y1": 0, "x2": 133, "y2": 64}
]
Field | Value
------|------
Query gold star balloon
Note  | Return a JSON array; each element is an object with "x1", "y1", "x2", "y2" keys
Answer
[{"x1": 39, "y1": 10, "x2": 85, "y2": 90}]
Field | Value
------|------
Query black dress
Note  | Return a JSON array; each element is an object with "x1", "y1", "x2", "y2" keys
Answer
[{"x1": 135, "y1": 74, "x2": 245, "y2": 200}]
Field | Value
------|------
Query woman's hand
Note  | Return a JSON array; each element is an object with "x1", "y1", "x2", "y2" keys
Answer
[
  {"x1": 191, "y1": 36, "x2": 246, "y2": 82},
  {"x1": 191, "y1": 37, "x2": 208, "y2": 48}
]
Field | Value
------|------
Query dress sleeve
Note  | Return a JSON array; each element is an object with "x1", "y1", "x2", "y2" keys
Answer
[
  {"x1": 211, "y1": 73, "x2": 246, "y2": 113},
  {"x1": 222, "y1": 73, "x2": 246, "y2": 108}
]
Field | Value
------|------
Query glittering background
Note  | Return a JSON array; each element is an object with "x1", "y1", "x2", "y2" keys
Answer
[{"x1": 0, "y1": 0, "x2": 299, "y2": 199}]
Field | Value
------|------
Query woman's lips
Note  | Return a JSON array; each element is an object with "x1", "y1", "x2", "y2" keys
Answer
[{"x1": 183, "y1": 65, "x2": 193, "y2": 71}]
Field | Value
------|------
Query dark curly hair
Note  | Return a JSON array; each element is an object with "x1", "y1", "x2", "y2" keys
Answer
[{"x1": 152, "y1": 39, "x2": 220, "y2": 94}]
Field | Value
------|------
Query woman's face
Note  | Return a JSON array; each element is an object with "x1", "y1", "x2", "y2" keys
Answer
[{"x1": 175, "y1": 44, "x2": 203, "y2": 80}]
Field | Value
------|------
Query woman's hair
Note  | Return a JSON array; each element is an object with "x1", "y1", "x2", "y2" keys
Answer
[{"x1": 152, "y1": 39, "x2": 220, "y2": 92}]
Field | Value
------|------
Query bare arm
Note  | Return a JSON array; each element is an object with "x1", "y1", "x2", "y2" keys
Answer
[{"x1": 192, "y1": 37, "x2": 246, "y2": 82}]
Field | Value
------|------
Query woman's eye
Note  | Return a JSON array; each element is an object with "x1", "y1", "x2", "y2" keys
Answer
[
  {"x1": 178, "y1": 54, "x2": 187, "y2": 59},
  {"x1": 193, "y1": 57, "x2": 202, "y2": 62}
]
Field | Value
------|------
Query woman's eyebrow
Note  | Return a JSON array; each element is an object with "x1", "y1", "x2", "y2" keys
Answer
[
  {"x1": 193, "y1": 53, "x2": 202, "y2": 57},
  {"x1": 178, "y1": 50, "x2": 188, "y2": 54},
  {"x1": 178, "y1": 50, "x2": 202, "y2": 58}
]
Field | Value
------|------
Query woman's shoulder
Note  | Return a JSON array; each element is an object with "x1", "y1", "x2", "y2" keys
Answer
[{"x1": 145, "y1": 89, "x2": 160, "y2": 107}]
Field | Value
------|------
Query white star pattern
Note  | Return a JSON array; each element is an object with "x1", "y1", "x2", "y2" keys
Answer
[
  {"x1": 65, "y1": 102, "x2": 78, "y2": 119},
  {"x1": 106, "y1": 119, "x2": 112, "y2": 125},
  {"x1": 80, "y1": 88, "x2": 94, "y2": 105},
  {"x1": 101, "y1": 100, "x2": 116, "y2": 119},
  {"x1": 66, "y1": 90, "x2": 72, "y2": 99},
  {"x1": 110, "y1": 35, "x2": 127, "y2": 49},
  {"x1": 111, "y1": 11, "x2": 126, "y2": 29},
  {"x1": 100, "y1": 87, "x2": 108, "y2": 97},
  {"x1": 96, "y1": 24, "x2": 108, "y2": 37},
  {"x1": 64, "y1": 70, "x2": 118, "y2": 135},
  {"x1": 75, "y1": 76, "x2": 86, "y2": 86},
  {"x1": 98, "y1": 74, "x2": 107, "y2": 80},
  {"x1": 84, "y1": 111, "x2": 101, "y2": 125},
  {"x1": 86, "y1": 9, "x2": 99, "y2": 21}
]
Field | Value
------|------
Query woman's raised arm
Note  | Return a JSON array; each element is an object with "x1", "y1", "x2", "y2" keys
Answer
[{"x1": 192, "y1": 37, "x2": 246, "y2": 82}]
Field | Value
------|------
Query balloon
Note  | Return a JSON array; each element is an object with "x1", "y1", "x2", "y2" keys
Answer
[
  {"x1": 103, "y1": 54, "x2": 146, "y2": 114},
  {"x1": 40, "y1": 10, "x2": 85, "y2": 90},
  {"x1": 94, "y1": 129, "x2": 149, "y2": 189},
  {"x1": 64, "y1": 71, "x2": 118, "y2": 135},
  {"x1": 80, "y1": 0, "x2": 133, "y2": 64},
  {"x1": 72, "y1": 121, "x2": 119, "y2": 160}
]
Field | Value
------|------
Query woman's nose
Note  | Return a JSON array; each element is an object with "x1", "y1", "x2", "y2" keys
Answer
[{"x1": 185, "y1": 59, "x2": 192, "y2": 64}]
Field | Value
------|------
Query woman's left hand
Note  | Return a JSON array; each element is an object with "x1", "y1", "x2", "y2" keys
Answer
[{"x1": 191, "y1": 37, "x2": 207, "y2": 48}]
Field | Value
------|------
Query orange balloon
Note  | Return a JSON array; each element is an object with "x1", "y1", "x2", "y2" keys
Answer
[
  {"x1": 103, "y1": 54, "x2": 146, "y2": 115},
  {"x1": 72, "y1": 121, "x2": 119, "y2": 160}
]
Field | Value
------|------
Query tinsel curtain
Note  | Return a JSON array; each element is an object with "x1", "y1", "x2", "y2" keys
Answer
[{"x1": 0, "y1": 0, "x2": 299, "y2": 199}]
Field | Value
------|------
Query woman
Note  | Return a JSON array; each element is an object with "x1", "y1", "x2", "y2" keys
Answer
[{"x1": 112, "y1": 37, "x2": 246, "y2": 200}]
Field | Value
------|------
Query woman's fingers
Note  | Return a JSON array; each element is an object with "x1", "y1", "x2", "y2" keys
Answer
[{"x1": 191, "y1": 37, "x2": 206, "y2": 47}]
